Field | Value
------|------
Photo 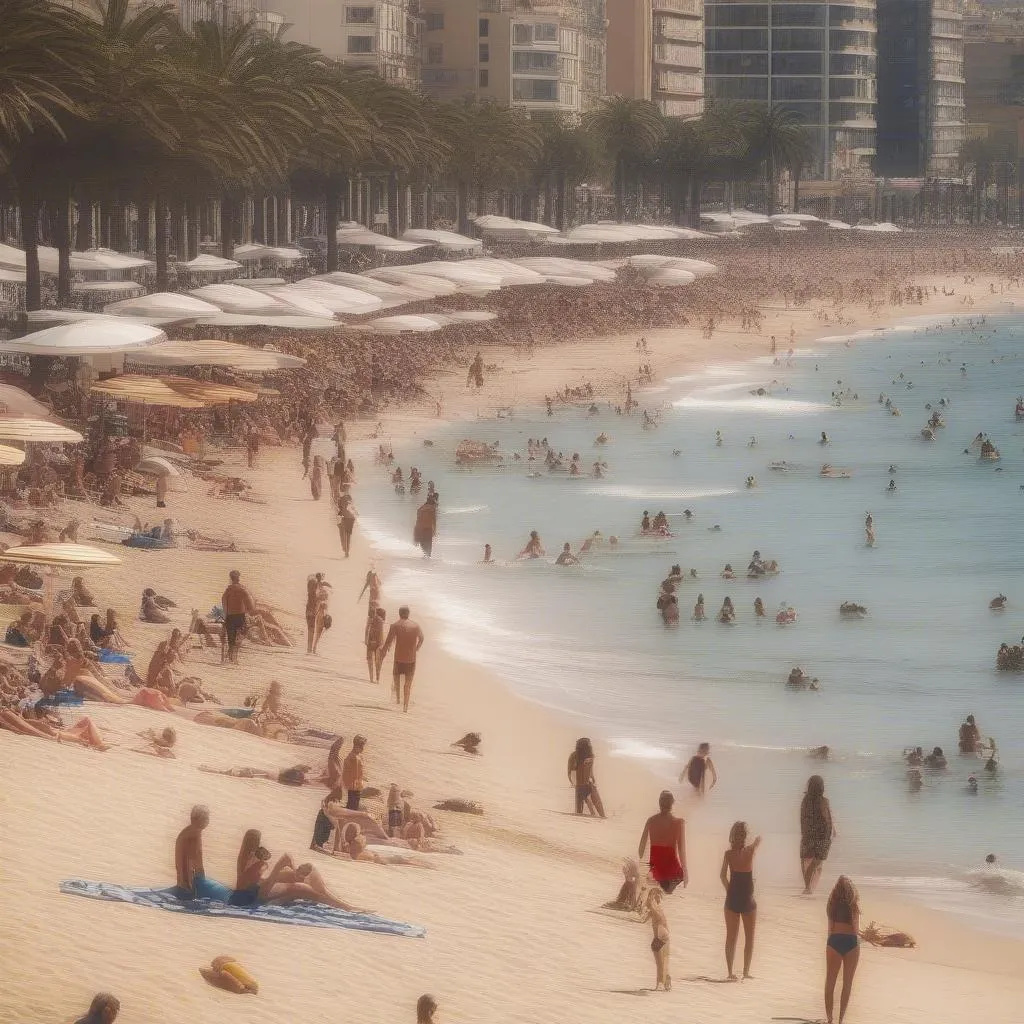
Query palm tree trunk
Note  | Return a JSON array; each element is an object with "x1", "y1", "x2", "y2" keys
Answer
[
  {"x1": 75, "y1": 191, "x2": 92, "y2": 250},
  {"x1": 615, "y1": 156, "x2": 625, "y2": 222},
  {"x1": 555, "y1": 171, "x2": 566, "y2": 231},
  {"x1": 325, "y1": 181, "x2": 340, "y2": 273},
  {"x1": 457, "y1": 179, "x2": 469, "y2": 236},
  {"x1": 154, "y1": 192, "x2": 169, "y2": 291},
  {"x1": 220, "y1": 190, "x2": 235, "y2": 260},
  {"x1": 387, "y1": 171, "x2": 399, "y2": 238},
  {"x1": 21, "y1": 186, "x2": 42, "y2": 312},
  {"x1": 55, "y1": 191, "x2": 72, "y2": 307},
  {"x1": 252, "y1": 191, "x2": 266, "y2": 244},
  {"x1": 766, "y1": 155, "x2": 776, "y2": 216},
  {"x1": 424, "y1": 185, "x2": 434, "y2": 230},
  {"x1": 688, "y1": 177, "x2": 703, "y2": 228},
  {"x1": 793, "y1": 168, "x2": 802, "y2": 214}
]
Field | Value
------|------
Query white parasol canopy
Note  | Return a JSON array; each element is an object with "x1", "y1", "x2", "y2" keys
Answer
[
  {"x1": 393, "y1": 262, "x2": 502, "y2": 292},
  {"x1": 130, "y1": 338, "x2": 306, "y2": 371},
  {"x1": 336, "y1": 228, "x2": 428, "y2": 252},
  {"x1": 357, "y1": 314, "x2": 452, "y2": 334},
  {"x1": 278, "y1": 280, "x2": 384, "y2": 316},
  {"x1": 189, "y1": 283, "x2": 292, "y2": 314},
  {"x1": 437, "y1": 310, "x2": 499, "y2": 323},
  {"x1": 513, "y1": 257, "x2": 617, "y2": 283},
  {"x1": 473, "y1": 215, "x2": 559, "y2": 238},
  {"x1": 191, "y1": 312, "x2": 340, "y2": 330},
  {"x1": 0, "y1": 444, "x2": 26, "y2": 466},
  {"x1": 362, "y1": 268, "x2": 459, "y2": 298},
  {"x1": 401, "y1": 228, "x2": 482, "y2": 251},
  {"x1": 0, "y1": 319, "x2": 165, "y2": 356},
  {"x1": 233, "y1": 243, "x2": 305, "y2": 263},
  {"x1": 177, "y1": 253, "x2": 243, "y2": 272},
  {"x1": 104, "y1": 292, "x2": 221, "y2": 318},
  {"x1": 455, "y1": 258, "x2": 547, "y2": 287},
  {"x1": 0, "y1": 384, "x2": 53, "y2": 418}
]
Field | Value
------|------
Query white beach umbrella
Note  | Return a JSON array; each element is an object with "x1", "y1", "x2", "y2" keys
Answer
[
  {"x1": 437, "y1": 310, "x2": 499, "y2": 323},
  {"x1": 395, "y1": 262, "x2": 502, "y2": 291},
  {"x1": 242, "y1": 286, "x2": 338, "y2": 319},
  {"x1": 0, "y1": 444, "x2": 26, "y2": 466},
  {"x1": 191, "y1": 312, "x2": 340, "y2": 330},
  {"x1": 189, "y1": 283, "x2": 292, "y2": 314},
  {"x1": 233, "y1": 243, "x2": 304, "y2": 263},
  {"x1": 77, "y1": 248, "x2": 153, "y2": 271},
  {"x1": 513, "y1": 257, "x2": 617, "y2": 283},
  {"x1": 825, "y1": 219, "x2": 853, "y2": 230},
  {"x1": 643, "y1": 267, "x2": 698, "y2": 287},
  {"x1": 104, "y1": 292, "x2": 221, "y2": 318},
  {"x1": 177, "y1": 253, "x2": 243, "y2": 273},
  {"x1": 0, "y1": 418, "x2": 83, "y2": 443},
  {"x1": 336, "y1": 228, "x2": 429, "y2": 253},
  {"x1": 130, "y1": 338, "x2": 306, "y2": 370},
  {"x1": 456, "y1": 258, "x2": 547, "y2": 287},
  {"x1": 0, "y1": 319, "x2": 165, "y2": 356},
  {"x1": 0, "y1": 385, "x2": 53, "y2": 418},
  {"x1": 362, "y1": 268, "x2": 459, "y2": 299},
  {"x1": 401, "y1": 229, "x2": 482, "y2": 251},
  {"x1": 473, "y1": 215, "x2": 560, "y2": 238},
  {"x1": 280, "y1": 280, "x2": 384, "y2": 316},
  {"x1": 311, "y1": 272, "x2": 424, "y2": 309},
  {"x1": 0, "y1": 267, "x2": 26, "y2": 282},
  {"x1": 357, "y1": 314, "x2": 451, "y2": 334}
]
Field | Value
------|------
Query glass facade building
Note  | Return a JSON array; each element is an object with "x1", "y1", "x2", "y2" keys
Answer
[{"x1": 704, "y1": 0, "x2": 877, "y2": 178}]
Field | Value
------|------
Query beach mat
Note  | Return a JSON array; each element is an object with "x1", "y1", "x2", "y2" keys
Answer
[{"x1": 60, "y1": 880, "x2": 425, "y2": 937}]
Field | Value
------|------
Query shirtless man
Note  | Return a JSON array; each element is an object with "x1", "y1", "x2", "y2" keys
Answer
[
  {"x1": 381, "y1": 606, "x2": 425, "y2": 713},
  {"x1": 221, "y1": 570, "x2": 255, "y2": 664},
  {"x1": 413, "y1": 493, "x2": 438, "y2": 558},
  {"x1": 174, "y1": 805, "x2": 211, "y2": 899},
  {"x1": 342, "y1": 735, "x2": 366, "y2": 810},
  {"x1": 638, "y1": 790, "x2": 688, "y2": 894},
  {"x1": 555, "y1": 542, "x2": 579, "y2": 566}
]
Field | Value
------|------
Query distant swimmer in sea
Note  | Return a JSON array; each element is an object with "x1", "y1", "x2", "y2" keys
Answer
[
  {"x1": 905, "y1": 746, "x2": 923, "y2": 767},
  {"x1": 907, "y1": 767, "x2": 923, "y2": 792},
  {"x1": 990, "y1": 594, "x2": 1007, "y2": 610},
  {"x1": 924, "y1": 746, "x2": 948, "y2": 770},
  {"x1": 722, "y1": 563, "x2": 735, "y2": 580},
  {"x1": 748, "y1": 436, "x2": 757, "y2": 448},
  {"x1": 985, "y1": 853, "x2": 998, "y2": 865},
  {"x1": 808, "y1": 746, "x2": 830, "y2": 761},
  {"x1": 709, "y1": 524, "x2": 722, "y2": 532},
  {"x1": 519, "y1": 531, "x2": 545, "y2": 559},
  {"x1": 888, "y1": 464, "x2": 898, "y2": 473},
  {"x1": 481, "y1": 543, "x2": 494, "y2": 563},
  {"x1": 746, "y1": 475, "x2": 757, "y2": 488},
  {"x1": 819, "y1": 431, "x2": 830, "y2": 445},
  {"x1": 754, "y1": 597, "x2": 766, "y2": 618},
  {"x1": 864, "y1": 512, "x2": 875, "y2": 548},
  {"x1": 958, "y1": 715, "x2": 982, "y2": 754},
  {"x1": 683, "y1": 509, "x2": 693, "y2": 521},
  {"x1": 595, "y1": 432, "x2": 608, "y2": 445},
  {"x1": 555, "y1": 542, "x2": 580, "y2": 566},
  {"x1": 651, "y1": 511, "x2": 670, "y2": 534},
  {"x1": 641, "y1": 510, "x2": 651, "y2": 534},
  {"x1": 693, "y1": 593, "x2": 706, "y2": 622},
  {"x1": 715, "y1": 430, "x2": 724, "y2": 447},
  {"x1": 887, "y1": 479, "x2": 897, "y2": 492},
  {"x1": 718, "y1": 598, "x2": 735, "y2": 623},
  {"x1": 659, "y1": 590, "x2": 679, "y2": 626},
  {"x1": 967, "y1": 775, "x2": 978, "y2": 794},
  {"x1": 776, "y1": 604, "x2": 797, "y2": 625},
  {"x1": 682, "y1": 742, "x2": 718, "y2": 795}
]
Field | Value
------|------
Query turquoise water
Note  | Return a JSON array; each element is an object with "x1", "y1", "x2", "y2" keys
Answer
[{"x1": 356, "y1": 312, "x2": 1024, "y2": 932}]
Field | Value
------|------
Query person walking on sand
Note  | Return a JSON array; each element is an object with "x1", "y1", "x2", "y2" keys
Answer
[
  {"x1": 567, "y1": 737, "x2": 606, "y2": 817},
  {"x1": 824, "y1": 875, "x2": 861, "y2": 1024},
  {"x1": 800, "y1": 774, "x2": 835, "y2": 894},
  {"x1": 305, "y1": 573, "x2": 331, "y2": 655},
  {"x1": 337, "y1": 494, "x2": 357, "y2": 558},
  {"x1": 639, "y1": 790, "x2": 687, "y2": 893},
  {"x1": 646, "y1": 887, "x2": 671, "y2": 990},
  {"x1": 413, "y1": 493, "x2": 438, "y2": 558},
  {"x1": 310, "y1": 454, "x2": 324, "y2": 501},
  {"x1": 342, "y1": 735, "x2": 366, "y2": 810},
  {"x1": 364, "y1": 606, "x2": 386, "y2": 683},
  {"x1": 721, "y1": 821, "x2": 761, "y2": 980},
  {"x1": 381, "y1": 606, "x2": 424, "y2": 712},
  {"x1": 221, "y1": 570, "x2": 254, "y2": 665},
  {"x1": 681, "y1": 742, "x2": 718, "y2": 795}
]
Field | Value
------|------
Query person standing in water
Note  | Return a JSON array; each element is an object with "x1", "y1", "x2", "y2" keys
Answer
[
  {"x1": 721, "y1": 821, "x2": 760, "y2": 980},
  {"x1": 413, "y1": 493, "x2": 438, "y2": 558},
  {"x1": 693, "y1": 593, "x2": 706, "y2": 621},
  {"x1": 824, "y1": 875, "x2": 861, "y2": 1024},
  {"x1": 638, "y1": 790, "x2": 687, "y2": 893},
  {"x1": 567, "y1": 737, "x2": 605, "y2": 817},
  {"x1": 682, "y1": 742, "x2": 718, "y2": 795},
  {"x1": 800, "y1": 774, "x2": 835, "y2": 894},
  {"x1": 864, "y1": 512, "x2": 875, "y2": 548}
]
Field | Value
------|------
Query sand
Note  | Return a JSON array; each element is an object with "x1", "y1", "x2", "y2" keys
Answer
[{"x1": 3, "y1": 268, "x2": 1024, "y2": 1024}]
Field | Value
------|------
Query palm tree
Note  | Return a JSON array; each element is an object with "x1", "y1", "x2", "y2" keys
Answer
[
  {"x1": 742, "y1": 104, "x2": 813, "y2": 215},
  {"x1": 534, "y1": 117, "x2": 600, "y2": 229},
  {"x1": 585, "y1": 96, "x2": 665, "y2": 221}
]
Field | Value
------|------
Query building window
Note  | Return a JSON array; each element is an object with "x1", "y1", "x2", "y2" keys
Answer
[
  {"x1": 347, "y1": 35, "x2": 373, "y2": 53},
  {"x1": 534, "y1": 22, "x2": 558, "y2": 42},
  {"x1": 426, "y1": 44, "x2": 443, "y2": 64},
  {"x1": 479, "y1": 43, "x2": 489, "y2": 62},
  {"x1": 346, "y1": 6, "x2": 374, "y2": 24},
  {"x1": 513, "y1": 77, "x2": 559, "y2": 101},
  {"x1": 424, "y1": 11, "x2": 444, "y2": 30},
  {"x1": 479, "y1": 17, "x2": 489, "y2": 37},
  {"x1": 513, "y1": 23, "x2": 532, "y2": 44},
  {"x1": 479, "y1": 69, "x2": 489, "y2": 87},
  {"x1": 513, "y1": 50, "x2": 557, "y2": 73}
]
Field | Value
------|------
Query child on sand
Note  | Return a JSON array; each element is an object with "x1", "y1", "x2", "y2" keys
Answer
[{"x1": 646, "y1": 888, "x2": 671, "y2": 990}]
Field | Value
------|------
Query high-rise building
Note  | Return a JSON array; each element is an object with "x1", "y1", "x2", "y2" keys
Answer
[
  {"x1": 703, "y1": 0, "x2": 877, "y2": 179},
  {"x1": 59, "y1": 0, "x2": 266, "y2": 28},
  {"x1": 606, "y1": 0, "x2": 704, "y2": 118},
  {"x1": 418, "y1": 1, "x2": 607, "y2": 116},
  {"x1": 962, "y1": 3, "x2": 1023, "y2": 150},
  {"x1": 269, "y1": 0, "x2": 423, "y2": 82},
  {"x1": 876, "y1": 0, "x2": 966, "y2": 177}
]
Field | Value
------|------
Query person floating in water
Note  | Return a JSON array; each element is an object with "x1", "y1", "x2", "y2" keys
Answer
[
  {"x1": 887, "y1": 479, "x2": 897, "y2": 492},
  {"x1": 958, "y1": 715, "x2": 982, "y2": 754},
  {"x1": 518, "y1": 531, "x2": 545, "y2": 559}
]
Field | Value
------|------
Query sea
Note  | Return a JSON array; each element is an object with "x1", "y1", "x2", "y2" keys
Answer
[{"x1": 353, "y1": 310, "x2": 1024, "y2": 936}]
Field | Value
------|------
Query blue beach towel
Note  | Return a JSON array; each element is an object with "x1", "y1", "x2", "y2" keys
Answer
[
  {"x1": 36, "y1": 689, "x2": 84, "y2": 708},
  {"x1": 59, "y1": 880, "x2": 425, "y2": 937}
]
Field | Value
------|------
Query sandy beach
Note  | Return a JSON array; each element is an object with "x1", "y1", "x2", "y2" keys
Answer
[{"x1": 4, "y1": 263, "x2": 1024, "y2": 1024}]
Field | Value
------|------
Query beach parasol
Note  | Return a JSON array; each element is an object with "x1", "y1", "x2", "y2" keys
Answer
[
  {"x1": 437, "y1": 311, "x2": 499, "y2": 323},
  {"x1": 189, "y1": 284, "x2": 292, "y2": 314},
  {"x1": 90, "y1": 375, "x2": 207, "y2": 409},
  {"x1": 159, "y1": 376, "x2": 259, "y2": 404},
  {"x1": 0, "y1": 418, "x2": 83, "y2": 443},
  {"x1": 472, "y1": 215, "x2": 559, "y2": 238},
  {"x1": 130, "y1": 338, "x2": 305, "y2": 371},
  {"x1": 136, "y1": 455, "x2": 188, "y2": 493},
  {"x1": 0, "y1": 319, "x2": 166, "y2": 357},
  {"x1": 191, "y1": 312, "x2": 340, "y2": 330},
  {"x1": 279, "y1": 280, "x2": 384, "y2": 316},
  {"x1": 0, "y1": 543, "x2": 122, "y2": 567},
  {"x1": 401, "y1": 228, "x2": 482, "y2": 251},
  {"x1": 356, "y1": 314, "x2": 452, "y2": 334},
  {"x1": 336, "y1": 228, "x2": 428, "y2": 253},
  {"x1": 104, "y1": 292, "x2": 222, "y2": 318},
  {"x1": 177, "y1": 253, "x2": 243, "y2": 273},
  {"x1": 0, "y1": 385, "x2": 53, "y2": 419},
  {"x1": 0, "y1": 444, "x2": 26, "y2": 466}
]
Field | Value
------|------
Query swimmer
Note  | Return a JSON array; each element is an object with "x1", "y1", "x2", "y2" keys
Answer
[
  {"x1": 709, "y1": 524, "x2": 722, "y2": 532},
  {"x1": 967, "y1": 775, "x2": 978, "y2": 794},
  {"x1": 819, "y1": 431, "x2": 829, "y2": 445},
  {"x1": 692, "y1": 594, "x2": 706, "y2": 622},
  {"x1": 683, "y1": 509, "x2": 693, "y2": 521},
  {"x1": 555, "y1": 542, "x2": 580, "y2": 566},
  {"x1": 753, "y1": 597, "x2": 765, "y2": 618},
  {"x1": 985, "y1": 853, "x2": 998, "y2": 865},
  {"x1": 717, "y1": 597, "x2": 735, "y2": 624},
  {"x1": 748, "y1": 436, "x2": 757, "y2": 448},
  {"x1": 907, "y1": 767, "x2": 923, "y2": 792},
  {"x1": 888, "y1": 464, "x2": 897, "y2": 473},
  {"x1": 721, "y1": 563, "x2": 735, "y2": 580},
  {"x1": 905, "y1": 746, "x2": 923, "y2": 767},
  {"x1": 808, "y1": 745, "x2": 830, "y2": 761},
  {"x1": 745, "y1": 475, "x2": 757, "y2": 489},
  {"x1": 715, "y1": 430, "x2": 723, "y2": 447},
  {"x1": 887, "y1": 479, "x2": 897, "y2": 492},
  {"x1": 990, "y1": 594, "x2": 1007, "y2": 610},
  {"x1": 519, "y1": 531, "x2": 545, "y2": 559}
]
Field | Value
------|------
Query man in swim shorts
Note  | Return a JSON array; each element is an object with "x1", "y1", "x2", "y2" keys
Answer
[
  {"x1": 221, "y1": 570, "x2": 255, "y2": 664},
  {"x1": 174, "y1": 805, "x2": 229, "y2": 900},
  {"x1": 343, "y1": 735, "x2": 367, "y2": 810},
  {"x1": 638, "y1": 791, "x2": 687, "y2": 894},
  {"x1": 381, "y1": 606, "x2": 425, "y2": 713}
]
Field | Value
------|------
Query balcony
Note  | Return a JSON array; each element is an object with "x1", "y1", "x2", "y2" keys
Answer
[{"x1": 653, "y1": 0, "x2": 702, "y2": 16}]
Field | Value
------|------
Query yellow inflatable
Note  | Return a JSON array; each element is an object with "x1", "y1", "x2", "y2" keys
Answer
[{"x1": 202, "y1": 956, "x2": 259, "y2": 995}]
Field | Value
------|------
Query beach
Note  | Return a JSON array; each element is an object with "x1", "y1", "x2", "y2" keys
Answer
[{"x1": 4, "y1": 258, "x2": 1024, "y2": 1024}]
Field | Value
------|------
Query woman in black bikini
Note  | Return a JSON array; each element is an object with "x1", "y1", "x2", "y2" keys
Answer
[
  {"x1": 720, "y1": 821, "x2": 761, "y2": 980},
  {"x1": 567, "y1": 737, "x2": 606, "y2": 817},
  {"x1": 824, "y1": 875, "x2": 861, "y2": 1024}
]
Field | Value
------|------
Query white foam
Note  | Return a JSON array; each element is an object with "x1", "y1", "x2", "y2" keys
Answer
[
  {"x1": 674, "y1": 395, "x2": 833, "y2": 415},
  {"x1": 609, "y1": 737, "x2": 677, "y2": 761},
  {"x1": 585, "y1": 484, "x2": 738, "y2": 501},
  {"x1": 443, "y1": 504, "x2": 489, "y2": 515}
]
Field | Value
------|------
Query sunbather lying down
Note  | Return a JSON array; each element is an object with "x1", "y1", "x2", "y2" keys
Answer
[
  {"x1": 322, "y1": 804, "x2": 461, "y2": 855},
  {"x1": 134, "y1": 727, "x2": 177, "y2": 758},
  {"x1": 331, "y1": 823, "x2": 434, "y2": 868},
  {"x1": 199, "y1": 764, "x2": 321, "y2": 786}
]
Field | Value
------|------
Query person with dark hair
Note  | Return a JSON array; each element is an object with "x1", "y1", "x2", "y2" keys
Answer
[
  {"x1": 567, "y1": 737, "x2": 605, "y2": 817},
  {"x1": 721, "y1": 821, "x2": 761, "y2": 980},
  {"x1": 221, "y1": 570, "x2": 254, "y2": 664},
  {"x1": 638, "y1": 790, "x2": 686, "y2": 893},
  {"x1": 416, "y1": 994, "x2": 438, "y2": 1023},
  {"x1": 75, "y1": 993, "x2": 120, "y2": 1024},
  {"x1": 682, "y1": 742, "x2": 718, "y2": 795},
  {"x1": 825, "y1": 875, "x2": 861, "y2": 1024},
  {"x1": 381, "y1": 606, "x2": 424, "y2": 713},
  {"x1": 800, "y1": 774, "x2": 835, "y2": 894}
]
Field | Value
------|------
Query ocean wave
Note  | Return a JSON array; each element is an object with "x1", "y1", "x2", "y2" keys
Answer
[
  {"x1": 609, "y1": 737, "x2": 678, "y2": 761},
  {"x1": 673, "y1": 396, "x2": 834, "y2": 415},
  {"x1": 585, "y1": 484, "x2": 738, "y2": 500},
  {"x1": 442, "y1": 504, "x2": 489, "y2": 515},
  {"x1": 966, "y1": 867, "x2": 1024, "y2": 900},
  {"x1": 665, "y1": 366, "x2": 750, "y2": 384}
]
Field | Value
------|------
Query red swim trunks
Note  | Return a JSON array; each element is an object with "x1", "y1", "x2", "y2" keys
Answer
[{"x1": 649, "y1": 845, "x2": 685, "y2": 894}]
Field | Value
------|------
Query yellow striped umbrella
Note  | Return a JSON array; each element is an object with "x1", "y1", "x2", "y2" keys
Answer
[
  {"x1": 90, "y1": 375, "x2": 207, "y2": 409},
  {"x1": 159, "y1": 376, "x2": 259, "y2": 404},
  {"x1": 0, "y1": 543, "x2": 122, "y2": 566},
  {"x1": 0, "y1": 444, "x2": 26, "y2": 466},
  {"x1": 0, "y1": 418, "x2": 83, "y2": 442}
]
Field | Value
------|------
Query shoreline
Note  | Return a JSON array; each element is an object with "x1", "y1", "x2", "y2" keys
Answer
[{"x1": 4, "y1": 264, "x2": 1024, "y2": 1023}]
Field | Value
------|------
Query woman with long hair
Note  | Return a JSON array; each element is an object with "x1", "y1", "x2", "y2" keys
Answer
[
  {"x1": 305, "y1": 574, "x2": 330, "y2": 655},
  {"x1": 567, "y1": 737, "x2": 606, "y2": 817},
  {"x1": 824, "y1": 875, "x2": 861, "y2": 1024},
  {"x1": 800, "y1": 774, "x2": 835, "y2": 894},
  {"x1": 310, "y1": 454, "x2": 324, "y2": 501},
  {"x1": 720, "y1": 821, "x2": 761, "y2": 980}
]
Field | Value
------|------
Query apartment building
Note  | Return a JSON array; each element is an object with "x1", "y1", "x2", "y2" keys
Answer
[
  {"x1": 876, "y1": 0, "x2": 966, "y2": 177},
  {"x1": 270, "y1": 0, "x2": 423, "y2": 82},
  {"x1": 418, "y1": 0, "x2": 607, "y2": 116},
  {"x1": 606, "y1": 0, "x2": 704, "y2": 118},
  {"x1": 703, "y1": 0, "x2": 877, "y2": 179},
  {"x1": 962, "y1": 4, "x2": 1022, "y2": 149}
]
